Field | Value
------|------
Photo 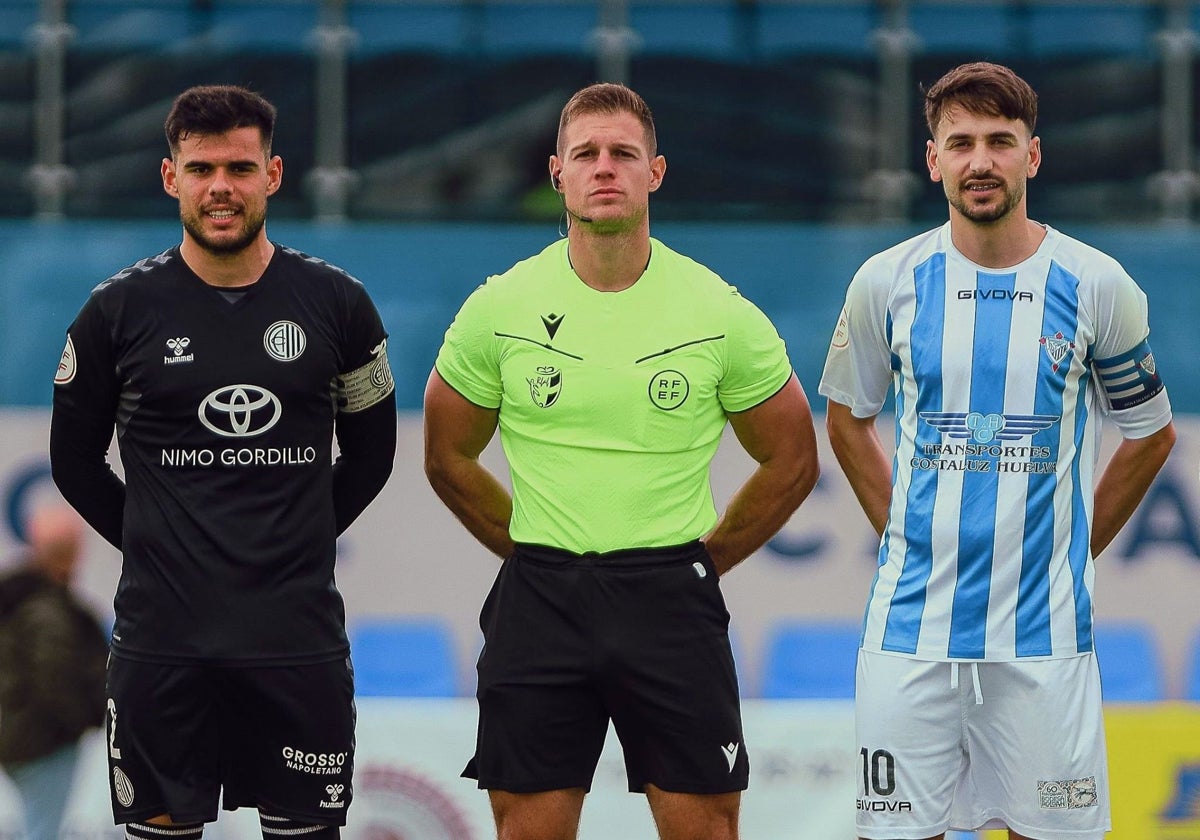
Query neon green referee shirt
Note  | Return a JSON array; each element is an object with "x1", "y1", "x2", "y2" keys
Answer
[{"x1": 435, "y1": 237, "x2": 793, "y2": 554}]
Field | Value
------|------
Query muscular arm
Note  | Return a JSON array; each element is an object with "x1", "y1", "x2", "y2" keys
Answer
[
  {"x1": 825, "y1": 399, "x2": 891, "y2": 538},
  {"x1": 333, "y1": 391, "x2": 398, "y2": 535},
  {"x1": 423, "y1": 369, "x2": 514, "y2": 559},
  {"x1": 703, "y1": 374, "x2": 820, "y2": 575},
  {"x1": 1091, "y1": 422, "x2": 1176, "y2": 556}
]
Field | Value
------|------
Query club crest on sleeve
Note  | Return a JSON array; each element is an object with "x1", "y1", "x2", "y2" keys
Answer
[
  {"x1": 831, "y1": 307, "x2": 850, "y2": 350},
  {"x1": 54, "y1": 334, "x2": 76, "y2": 384}
]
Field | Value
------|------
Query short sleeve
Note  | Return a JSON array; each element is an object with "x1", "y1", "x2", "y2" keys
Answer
[
  {"x1": 434, "y1": 281, "x2": 503, "y2": 409},
  {"x1": 339, "y1": 279, "x2": 390, "y2": 372},
  {"x1": 718, "y1": 289, "x2": 793, "y2": 413},
  {"x1": 818, "y1": 260, "x2": 893, "y2": 417},
  {"x1": 1089, "y1": 269, "x2": 1172, "y2": 438}
]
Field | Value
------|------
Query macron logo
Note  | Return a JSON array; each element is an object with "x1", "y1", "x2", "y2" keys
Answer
[{"x1": 722, "y1": 742, "x2": 739, "y2": 772}]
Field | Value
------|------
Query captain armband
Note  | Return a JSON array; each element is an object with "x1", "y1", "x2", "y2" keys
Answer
[
  {"x1": 335, "y1": 338, "x2": 395, "y2": 413},
  {"x1": 1093, "y1": 338, "x2": 1165, "y2": 411}
]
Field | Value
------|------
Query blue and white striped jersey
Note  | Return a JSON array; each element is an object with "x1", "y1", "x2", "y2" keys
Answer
[{"x1": 819, "y1": 223, "x2": 1172, "y2": 661}]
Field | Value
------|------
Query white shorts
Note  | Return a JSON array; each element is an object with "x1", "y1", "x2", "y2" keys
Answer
[{"x1": 855, "y1": 649, "x2": 1111, "y2": 840}]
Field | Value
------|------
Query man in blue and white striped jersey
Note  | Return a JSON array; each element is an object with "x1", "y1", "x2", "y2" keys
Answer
[{"x1": 819, "y1": 61, "x2": 1176, "y2": 840}]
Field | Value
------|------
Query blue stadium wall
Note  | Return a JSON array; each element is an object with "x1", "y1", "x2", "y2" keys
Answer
[{"x1": 2, "y1": 219, "x2": 1197, "y2": 411}]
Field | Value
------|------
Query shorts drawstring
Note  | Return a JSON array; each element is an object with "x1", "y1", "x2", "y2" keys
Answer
[{"x1": 950, "y1": 662, "x2": 984, "y2": 705}]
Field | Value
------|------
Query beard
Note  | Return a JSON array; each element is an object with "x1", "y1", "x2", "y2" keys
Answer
[
  {"x1": 946, "y1": 178, "x2": 1025, "y2": 224},
  {"x1": 180, "y1": 206, "x2": 267, "y2": 255}
]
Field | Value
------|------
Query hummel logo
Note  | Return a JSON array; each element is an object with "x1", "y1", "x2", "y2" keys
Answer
[
  {"x1": 722, "y1": 742, "x2": 739, "y2": 772},
  {"x1": 541, "y1": 312, "x2": 564, "y2": 340},
  {"x1": 163, "y1": 337, "x2": 195, "y2": 366}
]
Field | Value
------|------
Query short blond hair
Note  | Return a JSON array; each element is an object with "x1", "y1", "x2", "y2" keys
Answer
[{"x1": 556, "y1": 83, "x2": 657, "y2": 156}]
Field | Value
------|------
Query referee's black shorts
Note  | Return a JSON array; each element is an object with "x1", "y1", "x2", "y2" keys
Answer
[{"x1": 464, "y1": 540, "x2": 748, "y2": 795}]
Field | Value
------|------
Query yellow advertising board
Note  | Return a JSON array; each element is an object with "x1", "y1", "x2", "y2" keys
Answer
[{"x1": 1106, "y1": 703, "x2": 1200, "y2": 839}]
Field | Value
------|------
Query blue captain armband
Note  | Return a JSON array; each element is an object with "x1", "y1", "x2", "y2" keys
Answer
[{"x1": 1093, "y1": 339, "x2": 1165, "y2": 411}]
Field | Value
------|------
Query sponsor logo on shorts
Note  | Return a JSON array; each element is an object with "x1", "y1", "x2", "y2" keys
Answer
[
  {"x1": 1038, "y1": 776, "x2": 1098, "y2": 809},
  {"x1": 856, "y1": 798, "x2": 913, "y2": 812},
  {"x1": 281, "y1": 746, "x2": 349, "y2": 776},
  {"x1": 320, "y1": 783, "x2": 346, "y2": 809},
  {"x1": 721, "y1": 742, "x2": 739, "y2": 772},
  {"x1": 112, "y1": 766, "x2": 135, "y2": 808}
]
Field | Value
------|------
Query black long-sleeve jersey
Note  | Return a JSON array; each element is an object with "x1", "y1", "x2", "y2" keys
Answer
[{"x1": 50, "y1": 244, "x2": 396, "y2": 665}]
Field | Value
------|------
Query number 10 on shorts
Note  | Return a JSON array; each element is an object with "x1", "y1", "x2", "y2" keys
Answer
[{"x1": 858, "y1": 747, "x2": 914, "y2": 813}]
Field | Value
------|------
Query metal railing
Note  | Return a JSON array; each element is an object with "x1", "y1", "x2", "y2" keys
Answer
[{"x1": 12, "y1": 0, "x2": 1199, "y2": 222}]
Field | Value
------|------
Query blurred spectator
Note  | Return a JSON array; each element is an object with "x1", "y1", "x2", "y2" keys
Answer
[{"x1": 0, "y1": 505, "x2": 108, "y2": 840}]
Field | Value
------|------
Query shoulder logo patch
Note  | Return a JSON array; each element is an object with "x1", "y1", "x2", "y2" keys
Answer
[
  {"x1": 831, "y1": 306, "x2": 850, "y2": 350},
  {"x1": 55, "y1": 335, "x2": 76, "y2": 384}
]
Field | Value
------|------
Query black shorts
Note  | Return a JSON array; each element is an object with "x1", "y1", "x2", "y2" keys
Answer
[
  {"x1": 464, "y1": 541, "x2": 748, "y2": 795},
  {"x1": 105, "y1": 655, "x2": 356, "y2": 824}
]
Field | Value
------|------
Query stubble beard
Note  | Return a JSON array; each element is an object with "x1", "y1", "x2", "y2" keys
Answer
[
  {"x1": 947, "y1": 179, "x2": 1025, "y2": 225},
  {"x1": 181, "y1": 207, "x2": 267, "y2": 256}
]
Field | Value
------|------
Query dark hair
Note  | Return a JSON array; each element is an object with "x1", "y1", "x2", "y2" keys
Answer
[
  {"x1": 164, "y1": 85, "x2": 277, "y2": 156},
  {"x1": 924, "y1": 62, "x2": 1038, "y2": 139},
  {"x1": 556, "y1": 83, "x2": 657, "y2": 156}
]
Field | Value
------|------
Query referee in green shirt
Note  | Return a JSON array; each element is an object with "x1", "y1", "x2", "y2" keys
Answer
[{"x1": 424, "y1": 82, "x2": 820, "y2": 840}]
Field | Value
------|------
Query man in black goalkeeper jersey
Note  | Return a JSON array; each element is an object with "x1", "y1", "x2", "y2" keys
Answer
[{"x1": 49, "y1": 85, "x2": 396, "y2": 839}]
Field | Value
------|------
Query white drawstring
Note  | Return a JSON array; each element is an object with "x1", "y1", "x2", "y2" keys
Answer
[{"x1": 950, "y1": 662, "x2": 984, "y2": 705}]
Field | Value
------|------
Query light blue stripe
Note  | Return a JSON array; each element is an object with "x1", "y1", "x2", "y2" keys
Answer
[
  {"x1": 947, "y1": 271, "x2": 1013, "y2": 659},
  {"x1": 882, "y1": 253, "x2": 943, "y2": 655},
  {"x1": 1016, "y1": 262, "x2": 1078, "y2": 656},
  {"x1": 1068, "y1": 285, "x2": 1095, "y2": 653},
  {"x1": 863, "y1": 309, "x2": 900, "y2": 647}
]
